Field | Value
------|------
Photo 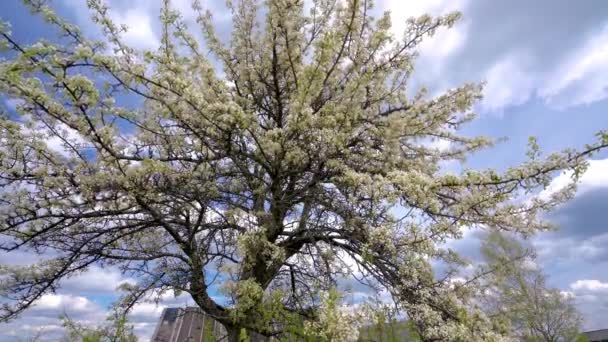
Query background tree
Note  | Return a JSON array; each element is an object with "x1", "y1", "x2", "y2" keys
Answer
[
  {"x1": 0, "y1": 0, "x2": 607, "y2": 340},
  {"x1": 479, "y1": 231, "x2": 584, "y2": 342},
  {"x1": 60, "y1": 311, "x2": 137, "y2": 342},
  {"x1": 358, "y1": 299, "x2": 421, "y2": 342}
]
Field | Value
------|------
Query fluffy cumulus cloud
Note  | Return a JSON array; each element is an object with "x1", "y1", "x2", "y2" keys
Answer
[
  {"x1": 0, "y1": 293, "x2": 104, "y2": 341},
  {"x1": 0, "y1": 265, "x2": 195, "y2": 341},
  {"x1": 568, "y1": 279, "x2": 608, "y2": 331},
  {"x1": 479, "y1": 55, "x2": 536, "y2": 112},
  {"x1": 110, "y1": 9, "x2": 159, "y2": 50},
  {"x1": 571, "y1": 279, "x2": 608, "y2": 292},
  {"x1": 57, "y1": 0, "x2": 608, "y2": 112},
  {"x1": 59, "y1": 0, "x2": 234, "y2": 53},
  {"x1": 531, "y1": 159, "x2": 608, "y2": 330},
  {"x1": 383, "y1": 0, "x2": 608, "y2": 112},
  {"x1": 539, "y1": 158, "x2": 608, "y2": 200},
  {"x1": 540, "y1": 23, "x2": 608, "y2": 109},
  {"x1": 381, "y1": 0, "x2": 470, "y2": 94},
  {"x1": 58, "y1": 0, "x2": 159, "y2": 50},
  {"x1": 60, "y1": 266, "x2": 137, "y2": 294}
]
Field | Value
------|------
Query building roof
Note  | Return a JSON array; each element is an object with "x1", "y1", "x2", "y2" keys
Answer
[{"x1": 584, "y1": 329, "x2": 608, "y2": 342}]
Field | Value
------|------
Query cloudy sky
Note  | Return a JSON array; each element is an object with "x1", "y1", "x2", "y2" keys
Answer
[{"x1": 1, "y1": 0, "x2": 608, "y2": 340}]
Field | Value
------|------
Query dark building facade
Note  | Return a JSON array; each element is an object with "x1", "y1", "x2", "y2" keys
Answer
[
  {"x1": 150, "y1": 307, "x2": 284, "y2": 342},
  {"x1": 151, "y1": 307, "x2": 227, "y2": 342},
  {"x1": 584, "y1": 329, "x2": 608, "y2": 342}
]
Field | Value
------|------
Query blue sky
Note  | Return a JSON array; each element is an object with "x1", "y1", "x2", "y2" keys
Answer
[{"x1": 1, "y1": 0, "x2": 608, "y2": 340}]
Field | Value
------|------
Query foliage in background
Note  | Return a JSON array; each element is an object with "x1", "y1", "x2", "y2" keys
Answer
[
  {"x1": 479, "y1": 231, "x2": 584, "y2": 342},
  {"x1": 60, "y1": 312, "x2": 137, "y2": 342},
  {"x1": 357, "y1": 301, "x2": 420, "y2": 342}
]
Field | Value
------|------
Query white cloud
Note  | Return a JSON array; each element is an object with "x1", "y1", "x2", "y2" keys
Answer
[
  {"x1": 571, "y1": 279, "x2": 608, "y2": 292},
  {"x1": 110, "y1": 9, "x2": 159, "y2": 51},
  {"x1": 422, "y1": 20, "x2": 468, "y2": 60},
  {"x1": 54, "y1": 0, "x2": 608, "y2": 114},
  {"x1": 379, "y1": 2, "x2": 608, "y2": 113},
  {"x1": 540, "y1": 22, "x2": 608, "y2": 109},
  {"x1": 560, "y1": 290, "x2": 575, "y2": 299},
  {"x1": 33, "y1": 294, "x2": 96, "y2": 313},
  {"x1": 60, "y1": 0, "x2": 159, "y2": 51},
  {"x1": 480, "y1": 55, "x2": 536, "y2": 113},
  {"x1": 540, "y1": 158, "x2": 608, "y2": 200},
  {"x1": 130, "y1": 302, "x2": 166, "y2": 319},
  {"x1": 61, "y1": 266, "x2": 136, "y2": 293},
  {"x1": 2, "y1": 112, "x2": 87, "y2": 157},
  {"x1": 17, "y1": 119, "x2": 87, "y2": 157},
  {"x1": 383, "y1": 0, "x2": 470, "y2": 92},
  {"x1": 44, "y1": 128, "x2": 87, "y2": 157},
  {"x1": 571, "y1": 280, "x2": 608, "y2": 330},
  {"x1": 479, "y1": 21, "x2": 608, "y2": 112},
  {"x1": 428, "y1": 137, "x2": 452, "y2": 151},
  {"x1": 0, "y1": 294, "x2": 107, "y2": 341},
  {"x1": 383, "y1": 0, "x2": 469, "y2": 34},
  {"x1": 0, "y1": 286, "x2": 196, "y2": 341}
]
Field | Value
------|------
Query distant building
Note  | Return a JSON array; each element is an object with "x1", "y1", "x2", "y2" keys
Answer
[
  {"x1": 584, "y1": 329, "x2": 608, "y2": 342},
  {"x1": 150, "y1": 307, "x2": 287, "y2": 342},
  {"x1": 151, "y1": 307, "x2": 227, "y2": 342}
]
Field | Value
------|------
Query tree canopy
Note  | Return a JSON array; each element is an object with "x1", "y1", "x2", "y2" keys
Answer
[{"x1": 1, "y1": 0, "x2": 606, "y2": 340}]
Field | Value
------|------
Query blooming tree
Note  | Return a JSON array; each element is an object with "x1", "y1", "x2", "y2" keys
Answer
[{"x1": 0, "y1": 0, "x2": 606, "y2": 340}]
